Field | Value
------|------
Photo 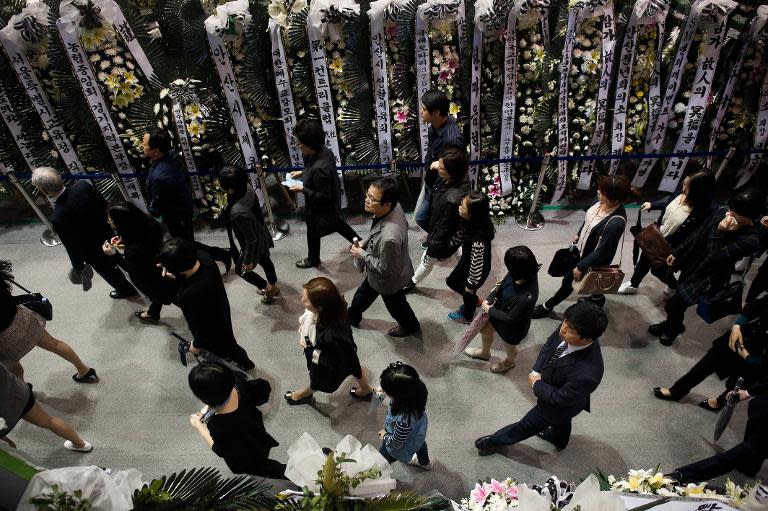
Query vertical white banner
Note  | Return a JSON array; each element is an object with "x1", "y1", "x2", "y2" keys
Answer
[
  {"x1": 0, "y1": 86, "x2": 46, "y2": 170},
  {"x1": 170, "y1": 100, "x2": 204, "y2": 199},
  {"x1": 660, "y1": 2, "x2": 735, "y2": 192},
  {"x1": 736, "y1": 68, "x2": 768, "y2": 187},
  {"x1": 577, "y1": 1, "x2": 616, "y2": 189},
  {"x1": 552, "y1": 10, "x2": 577, "y2": 204},
  {"x1": 269, "y1": 20, "x2": 304, "y2": 169},
  {"x1": 57, "y1": 19, "x2": 148, "y2": 212},
  {"x1": 206, "y1": 31, "x2": 265, "y2": 206}
]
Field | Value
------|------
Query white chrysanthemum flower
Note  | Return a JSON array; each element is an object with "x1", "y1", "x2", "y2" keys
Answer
[{"x1": 674, "y1": 103, "x2": 686, "y2": 114}]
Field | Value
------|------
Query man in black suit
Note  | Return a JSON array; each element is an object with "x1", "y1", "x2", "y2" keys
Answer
[
  {"x1": 475, "y1": 302, "x2": 607, "y2": 452},
  {"x1": 142, "y1": 128, "x2": 231, "y2": 271},
  {"x1": 31, "y1": 167, "x2": 136, "y2": 299},
  {"x1": 669, "y1": 378, "x2": 768, "y2": 483}
]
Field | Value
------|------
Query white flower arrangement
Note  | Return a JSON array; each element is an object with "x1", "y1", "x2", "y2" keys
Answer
[{"x1": 267, "y1": 0, "x2": 307, "y2": 29}]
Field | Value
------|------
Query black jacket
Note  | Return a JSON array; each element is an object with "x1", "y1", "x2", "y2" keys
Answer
[
  {"x1": 649, "y1": 194, "x2": 716, "y2": 247},
  {"x1": 302, "y1": 147, "x2": 342, "y2": 216},
  {"x1": 50, "y1": 181, "x2": 113, "y2": 270},
  {"x1": 426, "y1": 178, "x2": 469, "y2": 258},
  {"x1": 575, "y1": 204, "x2": 627, "y2": 271},
  {"x1": 531, "y1": 328, "x2": 604, "y2": 424},
  {"x1": 226, "y1": 187, "x2": 273, "y2": 267},
  {"x1": 146, "y1": 154, "x2": 194, "y2": 221},
  {"x1": 304, "y1": 323, "x2": 362, "y2": 393},
  {"x1": 486, "y1": 276, "x2": 539, "y2": 345},
  {"x1": 114, "y1": 222, "x2": 177, "y2": 305},
  {"x1": 673, "y1": 208, "x2": 761, "y2": 304}
]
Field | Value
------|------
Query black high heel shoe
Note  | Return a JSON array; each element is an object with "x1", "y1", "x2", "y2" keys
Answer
[
  {"x1": 653, "y1": 387, "x2": 681, "y2": 402},
  {"x1": 698, "y1": 396, "x2": 726, "y2": 412},
  {"x1": 284, "y1": 391, "x2": 313, "y2": 405}
]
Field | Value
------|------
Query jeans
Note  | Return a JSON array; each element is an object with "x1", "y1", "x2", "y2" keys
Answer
[
  {"x1": 236, "y1": 254, "x2": 278, "y2": 289},
  {"x1": 414, "y1": 186, "x2": 432, "y2": 232},
  {"x1": 379, "y1": 441, "x2": 430, "y2": 465},
  {"x1": 630, "y1": 254, "x2": 678, "y2": 289},
  {"x1": 446, "y1": 271, "x2": 478, "y2": 319},
  {"x1": 490, "y1": 406, "x2": 572, "y2": 449},
  {"x1": 348, "y1": 278, "x2": 420, "y2": 331},
  {"x1": 306, "y1": 214, "x2": 358, "y2": 264},
  {"x1": 412, "y1": 249, "x2": 460, "y2": 285}
]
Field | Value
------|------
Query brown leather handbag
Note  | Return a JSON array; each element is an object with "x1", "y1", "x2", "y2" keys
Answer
[
  {"x1": 572, "y1": 216, "x2": 626, "y2": 295},
  {"x1": 632, "y1": 211, "x2": 672, "y2": 269}
]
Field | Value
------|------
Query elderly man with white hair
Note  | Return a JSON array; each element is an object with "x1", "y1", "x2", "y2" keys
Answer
[{"x1": 31, "y1": 167, "x2": 136, "y2": 299}]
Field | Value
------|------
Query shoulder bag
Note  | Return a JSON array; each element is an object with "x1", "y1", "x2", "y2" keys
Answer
[
  {"x1": 631, "y1": 210, "x2": 672, "y2": 269},
  {"x1": 696, "y1": 258, "x2": 752, "y2": 324},
  {"x1": 572, "y1": 215, "x2": 626, "y2": 295},
  {"x1": 548, "y1": 244, "x2": 581, "y2": 277},
  {"x1": 8, "y1": 279, "x2": 53, "y2": 321}
]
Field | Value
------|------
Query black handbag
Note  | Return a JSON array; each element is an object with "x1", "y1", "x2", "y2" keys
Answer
[
  {"x1": 696, "y1": 259, "x2": 752, "y2": 324},
  {"x1": 548, "y1": 244, "x2": 580, "y2": 277},
  {"x1": 8, "y1": 279, "x2": 53, "y2": 321}
]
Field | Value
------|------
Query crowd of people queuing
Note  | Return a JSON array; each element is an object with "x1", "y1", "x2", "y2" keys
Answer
[{"x1": 2, "y1": 88, "x2": 768, "y2": 487}]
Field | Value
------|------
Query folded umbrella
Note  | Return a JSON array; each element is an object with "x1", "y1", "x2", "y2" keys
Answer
[{"x1": 714, "y1": 376, "x2": 744, "y2": 442}]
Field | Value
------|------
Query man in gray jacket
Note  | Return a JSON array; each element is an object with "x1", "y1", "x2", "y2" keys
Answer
[{"x1": 348, "y1": 178, "x2": 420, "y2": 337}]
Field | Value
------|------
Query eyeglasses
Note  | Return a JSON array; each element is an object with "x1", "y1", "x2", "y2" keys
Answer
[{"x1": 365, "y1": 193, "x2": 382, "y2": 203}]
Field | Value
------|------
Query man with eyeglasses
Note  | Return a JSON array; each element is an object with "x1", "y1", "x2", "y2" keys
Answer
[{"x1": 348, "y1": 178, "x2": 420, "y2": 337}]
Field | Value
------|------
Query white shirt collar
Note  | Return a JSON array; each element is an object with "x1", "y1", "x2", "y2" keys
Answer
[{"x1": 557, "y1": 340, "x2": 593, "y2": 357}]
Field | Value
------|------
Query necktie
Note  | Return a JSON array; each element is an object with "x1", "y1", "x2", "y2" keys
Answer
[{"x1": 548, "y1": 343, "x2": 567, "y2": 364}]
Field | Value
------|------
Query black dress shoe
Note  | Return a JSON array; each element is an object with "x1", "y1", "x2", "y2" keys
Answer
[
  {"x1": 648, "y1": 322, "x2": 666, "y2": 337},
  {"x1": 653, "y1": 387, "x2": 681, "y2": 401},
  {"x1": 474, "y1": 435, "x2": 499, "y2": 452},
  {"x1": 536, "y1": 427, "x2": 566, "y2": 450},
  {"x1": 110, "y1": 289, "x2": 138, "y2": 299},
  {"x1": 349, "y1": 319, "x2": 361, "y2": 329},
  {"x1": 284, "y1": 391, "x2": 313, "y2": 405},
  {"x1": 236, "y1": 359, "x2": 256, "y2": 372},
  {"x1": 698, "y1": 396, "x2": 726, "y2": 412},
  {"x1": 296, "y1": 258, "x2": 320, "y2": 269},
  {"x1": 387, "y1": 324, "x2": 420, "y2": 337},
  {"x1": 531, "y1": 304, "x2": 551, "y2": 319},
  {"x1": 659, "y1": 331, "x2": 680, "y2": 346}
]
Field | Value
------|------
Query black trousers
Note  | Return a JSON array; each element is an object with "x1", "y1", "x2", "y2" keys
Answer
[
  {"x1": 746, "y1": 258, "x2": 768, "y2": 303},
  {"x1": 664, "y1": 292, "x2": 693, "y2": 334},
  {"x1": 247, "y1": 459, "x2": 288, "y2": 480},
  {"x1": 630, "y1": 255, "x2": 678, "y2": 289},
  {"x1": 236, "y1": 254, "x2": 278, "y2": 289},
  {"x1": 305, "y1": 214, "x2": 358, "y2": 264},
  {"x1": 446, "y1": 268, "x2": 479, "y2": 319},
  {"x1": 348, "y1": 278, "x2": 420, "y2": 331},
  {"x1": 489, "y1": 406, "x2": 572, "y2": 449},
  {"x1": 669, "y1": 331, "x2": 761, "y2": 399},
  {"x1": 545, "y1": 272, "x2": 575, "y2": 310},
  {"x1": 85, "y1": 251, "x2": 135, "y2": 294}
]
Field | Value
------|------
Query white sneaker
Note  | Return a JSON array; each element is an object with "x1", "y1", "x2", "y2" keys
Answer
[
  {"x1": 408, "y1": 454, "x2": 433, "y2": 471},
  {"x1": 663, "y1": 286, "x2": 674, "y2": 296},
  {"x1": 64, "y1": 440, "x2": 93, "y2": 452},
  {"x1": 617, "y1": 282, "x2": 638, "y2": 295}
]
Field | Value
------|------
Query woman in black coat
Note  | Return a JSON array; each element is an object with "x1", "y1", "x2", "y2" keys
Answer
[
  {"x1": 284, "y1": 277, "x2": 373, "y2": 405},
  {"x1": 464, "y1": 246, "x2": 540, "y2": 373},
  {"x1": 447, "y1": 190, "x2": 495, "y2": 323},
  {"x1": 217, "y1": 166, "x2": 279, "y2": 304},
  {"x1": 651, "y1": 188, "x2": 765, "y2": 345},
  {"x1": 654, "y1": 293, "x2": 768, "y2": 410},
  {"x1": 103, "y1": 202, "x2": 177, "y2": 323},
  {"x1": 532, "y1": 175, "x2": 631, "y2": 318},
  {"x1": 618, "y1": 170, "x2": 716, "y2": 296}
]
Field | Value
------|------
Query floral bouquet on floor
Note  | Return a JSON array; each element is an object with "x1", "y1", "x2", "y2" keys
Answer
[{"x1": 459, "y1": 478, "x2": 519, "y2": 510}]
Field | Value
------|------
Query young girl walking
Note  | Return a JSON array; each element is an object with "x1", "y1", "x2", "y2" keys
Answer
[{"x1": 377, "y1": 362, "x2": 432, "y2": 470}]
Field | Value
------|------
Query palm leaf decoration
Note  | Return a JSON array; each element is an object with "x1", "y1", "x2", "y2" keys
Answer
[
  {"x1": 483, "y1": 82, "x2": 504, "y2": 134},
  {"x1": 158, "y1": 0, "x2": 210, "y2": 68},
  {"x1": 132, "y1": 467, "x2": 276, "y2": 510}
]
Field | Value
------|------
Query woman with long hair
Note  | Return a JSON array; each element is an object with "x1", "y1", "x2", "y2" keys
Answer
[
  {"x1": 447, "y1": 190, "x2": 495, "y2": 323},
  {"x1": 618, "y1": 170, "x2": 716, "y2": 296},
  {"x1": 0, "y1": 260, "x2": 96, "y2": 383},
  {"x1": 102, "y1": 201, "x2": 177, "y2": 323},
  {"x1": 284, "y1": 277, "x2": 372, "y2": 404}
]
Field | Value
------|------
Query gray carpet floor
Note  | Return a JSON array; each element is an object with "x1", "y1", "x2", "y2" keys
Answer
[{"x1": 1, "y1": 209, "x2": 766, "y2": 501}]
